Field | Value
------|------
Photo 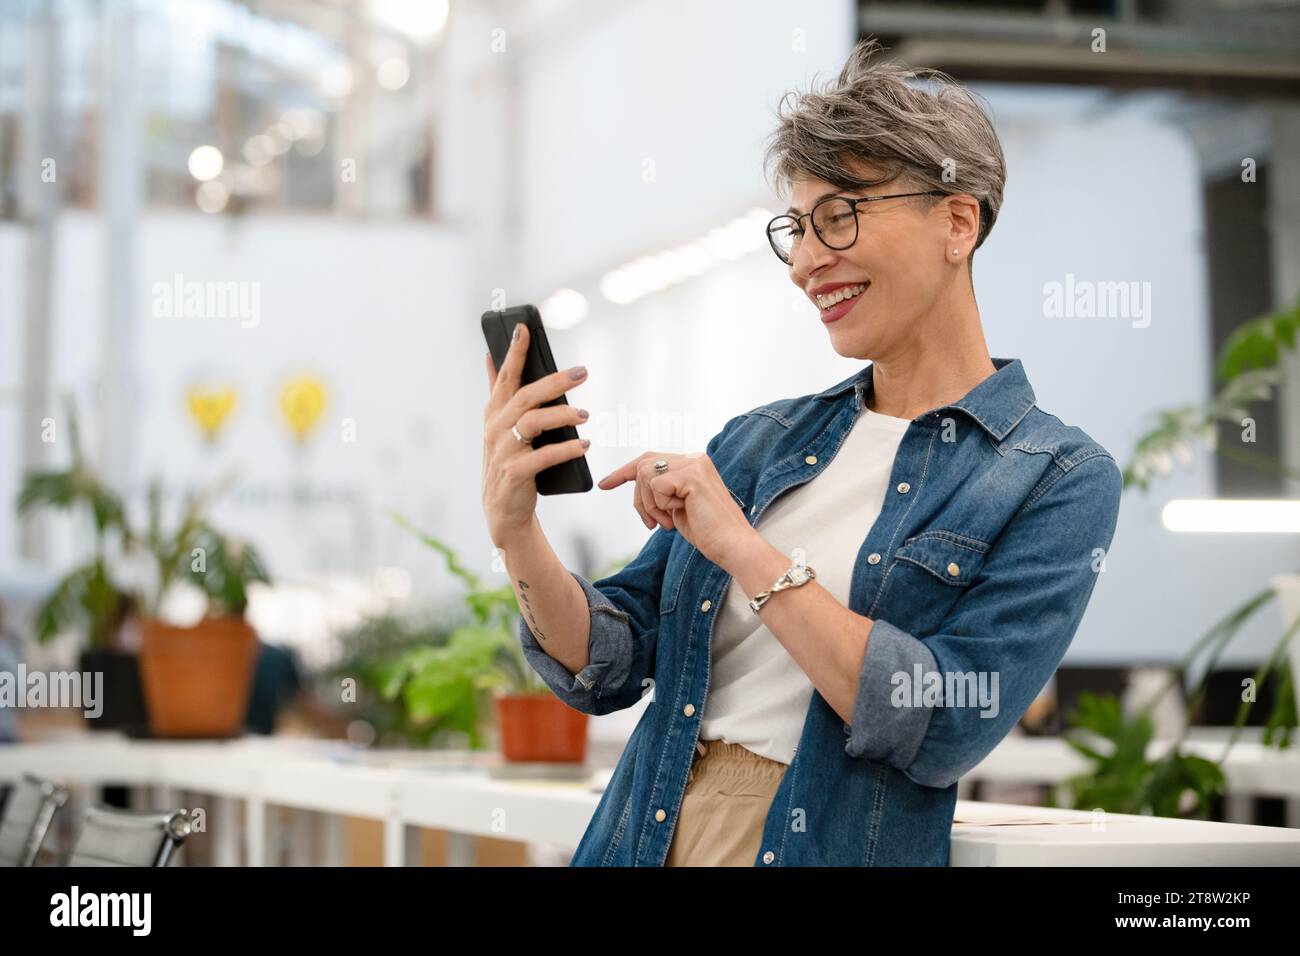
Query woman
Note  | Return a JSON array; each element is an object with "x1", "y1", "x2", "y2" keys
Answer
[{"x1": 480, "y1": 39, "x2": 1121, "y2": 866}]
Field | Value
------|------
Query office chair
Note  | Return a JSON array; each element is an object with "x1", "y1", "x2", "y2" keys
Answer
[
  {"x1": 67, "y1": 806, "x2": 193, "y2": 867},
  {"x1": 0, "y1": 773, "x2": 70, "y2": 867}
]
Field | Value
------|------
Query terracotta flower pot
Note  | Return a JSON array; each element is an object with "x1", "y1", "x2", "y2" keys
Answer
[
  {"x1": 493, "y1": 693, "x2": 589, "y2": 763},
  {"x1": 137, "y1": 616, "x2": 258, "y2": 738}
]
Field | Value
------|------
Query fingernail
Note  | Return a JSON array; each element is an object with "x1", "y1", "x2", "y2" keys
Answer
[
  {"x1": 569, "y1": 366, "x2": 587, "y2": 380},
  {"x1": 577, "y1": 408, "x2": 589, "y2": 420},
  {"x1": 512, "y1": 325, "x2": 520, "y2": 341},
  {"x1": 581, "y1": 438, "x2": 591, "y2": 449}
]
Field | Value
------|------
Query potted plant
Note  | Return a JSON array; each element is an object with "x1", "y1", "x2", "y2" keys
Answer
[
  {"x1": 1054, "y1": 297, "x2": 1300, "y2": 817},
  {"x1": 133, "y1": 486, "x2": 271, "y2": 738},
  {"x1": 387, "y1": 515, "x2": 628, "y2": 762},
  {"x1": 16, "y1": 408, "x2": 145, "y2": 734},
  {"x1": 17, "y1": 405, "x2": 271, "y2": 738},
  {"x1": 323, "y1": 612, "x2": 463, "y2": 748}
]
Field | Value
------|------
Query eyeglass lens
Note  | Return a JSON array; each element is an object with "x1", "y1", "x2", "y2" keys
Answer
[{"x1": 768, "y1": 197, "x2": 858, "y2": 262}]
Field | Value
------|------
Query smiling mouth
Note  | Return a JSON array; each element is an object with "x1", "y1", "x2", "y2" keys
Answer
[{"x1": 813, "y1": 282, "x2": 869, "y2": 310}]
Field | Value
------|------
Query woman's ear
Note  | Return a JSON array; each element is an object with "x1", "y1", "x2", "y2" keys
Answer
[{"x1": 943, "y1": 194, "x2": 981, "y2": 255}]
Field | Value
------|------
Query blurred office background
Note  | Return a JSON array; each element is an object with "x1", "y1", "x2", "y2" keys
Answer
[{"x1": 2, "y1": 0, "x2": 1300, "y2": 863}]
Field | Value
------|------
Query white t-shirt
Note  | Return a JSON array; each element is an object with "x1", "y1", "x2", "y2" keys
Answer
[{"x1": 698, "y1": 406, "x2": 912, "y2": 765}]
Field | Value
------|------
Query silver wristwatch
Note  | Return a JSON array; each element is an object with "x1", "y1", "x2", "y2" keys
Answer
[{"x1": 748, "y1": 560, "x2": 816, "y2": 613}]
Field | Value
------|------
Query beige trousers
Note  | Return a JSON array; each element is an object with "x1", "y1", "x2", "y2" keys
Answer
[{"x1": 664, "y1": 737, "x2": 787, "y2": 867}]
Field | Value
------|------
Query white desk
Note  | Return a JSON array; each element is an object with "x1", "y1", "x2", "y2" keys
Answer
[
  {"x1": 950, "y1": 800, "x2": 1300, "y2": 866},
  {"x1": 4, "y1": 734, "x2": 1299, "y2": 866}
]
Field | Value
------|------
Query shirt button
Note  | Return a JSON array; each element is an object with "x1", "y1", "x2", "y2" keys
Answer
[
  {"x1": 867, "y1": 552, "x2": 881, "y2": 564},
  {"x1": 762, "y1": 850, "x2": 775, "y2": 864},
  {"x1": 655, "y1": 809, "x2": 666, "y2": 822},
  {"x1": 749, "y1": 504, "x2": 756, "y2": 515},
  {"x1": 804, "y1": 455, "x2": 817, "y2": 465},
  {"x1": 896, "y1": 481, "x2": 910, "y2": 494},
  {"x1": 947, "y1": 562, "x2": 960, "y2": 577},
  {"x1": 700, "y1": 599, "x2": 712, "y2": 612},
  {"x1": 683, "y1": 703, "x2": 695, "y2": 717}
]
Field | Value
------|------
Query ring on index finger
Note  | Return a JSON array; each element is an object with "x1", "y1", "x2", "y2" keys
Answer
[
  {"x1": 512, "y1": 425, "x2": 533, "y2": 445},
  {"x1": 653, "y1": 458, "x2": 669, "y2": 475}
]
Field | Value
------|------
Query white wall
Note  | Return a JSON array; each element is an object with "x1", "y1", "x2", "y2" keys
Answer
[
  {"x1": 513, "y1": 0, "x2": 858, "y2": 292},
  {"x1": 0, "y1": 212, "x2": 493, "y2": 606}
]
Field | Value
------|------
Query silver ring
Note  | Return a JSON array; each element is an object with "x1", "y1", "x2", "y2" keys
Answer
[
  {"x1": 653, "y1": 458, "x2": 669, "y2": 475},
  {"x1": 512, "y1": 424, "x2": 532, "y2": 445}
]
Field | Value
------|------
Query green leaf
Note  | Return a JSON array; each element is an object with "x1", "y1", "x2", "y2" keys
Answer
[
  {"x1": 389, "y1": 512, "x2": 483, "y2": 592},
  {"x1": 33, "y1": 559, "x2": 129, "y2": 650},
  {"x1": 1124, "y1": 296, "x2": 1300, "y2": 493},
  {"x1": 1217, "y1": 297, "x2": 1300, "y2": 380}
]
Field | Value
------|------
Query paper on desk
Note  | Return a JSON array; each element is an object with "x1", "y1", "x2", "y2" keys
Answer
[{"x1": 951, "y1": 804, "x2": 1097, "y2": 826}]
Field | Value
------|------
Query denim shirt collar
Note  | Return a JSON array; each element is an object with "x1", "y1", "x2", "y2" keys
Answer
[{"x1": 813, "y1": 357, "x2": 1037, "y2": 443}]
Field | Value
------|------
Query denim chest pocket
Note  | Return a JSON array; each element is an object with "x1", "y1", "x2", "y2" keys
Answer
[{"x1": 876, "y1": 532, "x2": 990, "y2": 635}]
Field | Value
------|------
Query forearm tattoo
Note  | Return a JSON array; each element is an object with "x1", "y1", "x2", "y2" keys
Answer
[{"x1": 517, "y1": 578, "x2": 546, "y2": 642}]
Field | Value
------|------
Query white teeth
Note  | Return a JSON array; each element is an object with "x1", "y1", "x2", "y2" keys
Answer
[{"x1": 814, "y1": 283, "x2": 867, "y2": 309}]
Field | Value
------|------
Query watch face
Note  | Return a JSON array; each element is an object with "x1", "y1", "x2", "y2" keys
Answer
[{"x1": 788, "y1": 566, "x2": 810, "y2": 586}]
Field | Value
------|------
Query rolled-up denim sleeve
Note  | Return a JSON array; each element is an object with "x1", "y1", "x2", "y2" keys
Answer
[
  {"x1": 517, "y1": 571, "x2": 635, "y2": 714},
  {"x1": 844, "y1": 452, "x2": 1123, "y2": 789},
  {"x1": 517, "y1": 524, "x2": 677, "y2": 716}
]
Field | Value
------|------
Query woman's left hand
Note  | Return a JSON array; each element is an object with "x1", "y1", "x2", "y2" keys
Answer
[{"x1": 598, "y1": 451, "x2": 755, "y2": 568}]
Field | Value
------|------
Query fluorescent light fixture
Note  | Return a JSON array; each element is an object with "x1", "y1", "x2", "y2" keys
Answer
[
  {"x1": 626, "y1": 255, "x2": 664, "y2": 292},
  {"x1": 541, "y1": 288, "x2": 589, "y2": 330},
  {"x1": 280, "y1": 109, "x2": 320, "y2": 140},
  {"x1": 320, "y1": 61, "x2": 354, "y2": 99},
  {"x1": 675, "y1": 240, "x2": 715, "y2": 277},
  {"x1": 653, "y1": 249, "x2": 687, "y2": 285},
  {"x1": 195, "y1": 180, "x2": 229, "y2": 214},
  {"x1": 187, "y1": 145, "x2": 224, "y2": 181},
  {"x1": 1161, "y1": 499, "x2": 1300, "y2": 533},
  {"x1": 377, "y1": 57, "x2": 411, "y2": 90},
  {"x1": 703, "y1": 225, "x2": 743, "y2": 262},
  {"x1": 596, "y1": 206, "x2": 774, "y2": 305},
  {"x1": 243, "y1": 134, "x2": 274, "y2": 167},
  {"x1": 599, "y1": 268, "x2": 638, "y2": 305},
  {"x1": 367, "y1": 0, "x2": 449, "y2": 43}
]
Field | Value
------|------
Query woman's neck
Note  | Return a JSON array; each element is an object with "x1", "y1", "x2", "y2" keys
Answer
[
  {"x1": 867, "y1": 356, "x2": 997, "y2": 421},
  {"x1": 865, "y1": 306, "x2": 997, "y2": 420}
]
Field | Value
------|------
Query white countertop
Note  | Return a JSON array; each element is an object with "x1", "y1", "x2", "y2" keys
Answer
[{"x1": 4, "y1": 733, "x2": 1298, "y2": 865}]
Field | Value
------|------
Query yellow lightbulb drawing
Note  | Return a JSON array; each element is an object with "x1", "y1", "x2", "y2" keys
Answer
[
  {"x1": 279, "y1": 374, "x2": 328, "y2": 444},
  {"x1": 186, "y1": 386, "x2": 238, "y2": 444}
]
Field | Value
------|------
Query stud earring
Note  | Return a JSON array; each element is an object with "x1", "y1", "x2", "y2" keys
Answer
[{"x1": 952, "y1": 249, "x2": 960, "y2": 255}]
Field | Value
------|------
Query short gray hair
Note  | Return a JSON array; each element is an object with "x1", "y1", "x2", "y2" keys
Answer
[{"x1": 764, "y1": 38, "x2": 1006, "y2": 249}]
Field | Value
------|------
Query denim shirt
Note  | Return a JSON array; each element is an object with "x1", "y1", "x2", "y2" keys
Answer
[{"x1": 517, "y1": 356, "x2": 1122, "y2": 866}]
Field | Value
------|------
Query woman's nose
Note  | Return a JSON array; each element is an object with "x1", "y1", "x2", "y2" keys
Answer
[{"x1": 791, "y1": 237, "x2": 836, "y2": 278}]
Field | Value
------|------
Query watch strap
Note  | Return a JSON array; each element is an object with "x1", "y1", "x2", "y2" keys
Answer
[{"x1": 748, "y1": 563, "x2": 816, "y2": 613}]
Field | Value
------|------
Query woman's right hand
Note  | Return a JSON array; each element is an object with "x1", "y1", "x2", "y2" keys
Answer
[{"x1": 482, "y1": 323, "x2": 591, "y2": 546}]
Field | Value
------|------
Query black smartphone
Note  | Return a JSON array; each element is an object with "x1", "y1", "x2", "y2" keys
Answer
[{"x1": 482, "y1": 304, "x2": 593, "y2": 495}]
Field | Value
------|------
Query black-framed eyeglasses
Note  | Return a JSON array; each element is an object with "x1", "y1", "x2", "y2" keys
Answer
[{"x1": 765, "y1": 191, "x2": 946, "y2": 265}]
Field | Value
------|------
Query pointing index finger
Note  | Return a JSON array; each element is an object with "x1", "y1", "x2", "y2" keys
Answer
[{"x1": 597, "y1": 454, "x2": 650, "y2": 489}]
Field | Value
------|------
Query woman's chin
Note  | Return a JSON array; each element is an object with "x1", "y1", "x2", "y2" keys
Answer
[{"x1": 826, "y1": 319, "x2": 878, "y2": 359}]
